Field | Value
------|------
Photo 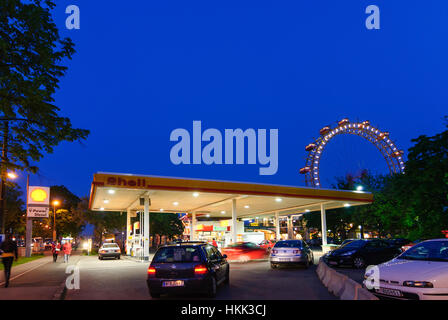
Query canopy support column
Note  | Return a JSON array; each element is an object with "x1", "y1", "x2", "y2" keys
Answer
[
  {"x1": 321, "y1": 203, "x2": 327, "y2": 247},
  {"x1": 231, "y1": 199, "x2": 237, "y2": 244},
  {"x1": 191, "y1": 212, "x2": 196, "y2": 241},
  {"x1": 126, "y1": 208, "x2": 131, "y2": 255},
  {"x1": 275, "y1": 212, "x2": 280, "y2": 240},
  {"x1": 143, "y1": 196, "x2": 150, "y2": 260}
]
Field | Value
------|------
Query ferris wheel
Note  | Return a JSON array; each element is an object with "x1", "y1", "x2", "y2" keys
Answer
[{"x1": 300, "y1": 119, "x2": 405, "y2": 188}]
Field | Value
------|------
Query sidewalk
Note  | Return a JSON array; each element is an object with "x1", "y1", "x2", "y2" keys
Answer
[
  {"x1": 0, "y1": 255, "x2": 51, "y2": 284},
  {"x1": 0, "y1": 252, "x2": 81, "y2": 300}
]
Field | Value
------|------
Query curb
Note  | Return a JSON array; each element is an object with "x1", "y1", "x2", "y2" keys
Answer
[{"x1": 316, "y1": 258, "x2": 378, "y2": 300}]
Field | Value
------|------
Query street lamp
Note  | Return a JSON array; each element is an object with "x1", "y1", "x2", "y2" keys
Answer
[
  {"x1": 355, "y1": 185, "x2": 364, "y2": 191},
  {"x1": 52, "y1": 200, "x2": 60, "y2": 241}
]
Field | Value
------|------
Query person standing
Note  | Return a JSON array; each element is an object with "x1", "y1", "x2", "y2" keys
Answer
[
  {"x1": 212, "y1": 238, "x2": 218, "y2": 247},
  {"x1": 51, "y1": 241, "x2": 61, "y2": 262},
  {"x1": 62, "y1": 240, "x2": 72, "y2": 263},
  {"x1": 0, "y1": 234, "x2": 18, "y2": 288}
]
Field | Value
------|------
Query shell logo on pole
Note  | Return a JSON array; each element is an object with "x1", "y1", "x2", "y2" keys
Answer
[
  {"x1": 27, "y1": 186, "x2": 50, "y2": 218},
  {"x1": 30, "y1": 188, "x2": 48, "y2": 202}
]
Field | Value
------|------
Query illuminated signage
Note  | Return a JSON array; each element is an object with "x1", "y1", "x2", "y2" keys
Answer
[{"x1": 27, "y1": 186, "x2": 50, "y2": 218}]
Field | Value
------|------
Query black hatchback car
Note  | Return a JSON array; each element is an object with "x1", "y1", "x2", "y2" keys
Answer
[
  {"x1": 325, "y1": 239, "x2": 402, "y2": 269},
  {"x1": 147, "y1": 242, "x2": 229, "y2": 298}
]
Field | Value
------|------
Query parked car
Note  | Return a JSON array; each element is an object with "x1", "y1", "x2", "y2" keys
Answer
[
  {"x1": 364, "y1": 239, "x2": 448, "y2": 300},
  {"x1": 325, "y1": 239, "x2": 401, "y2": 269},
  {"x1": 401, "y1": 239, "x2": 425, "y2": 252},
  {"x1": 98, "y1": 242, "x2": 121, "y2": 260},
  {"x1": 221, "y1": 242, "x2": 268, "y2": 262},
  {"x1": 270, "y1": 240, "x2": 314, "y2": 269},
  {"x1": 339, "y1": 239, "x2": 357, "y2": 247},
  {"x1": 386, "y1": 238, "x2": 411, "y2": 249},
  {"x1": 147, "y1": 242, "x2": 229, "y2": 298}
]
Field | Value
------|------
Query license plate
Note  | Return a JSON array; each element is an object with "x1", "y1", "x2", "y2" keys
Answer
[
  {"x1": 376, "y1": 287, "x2": 402, "y2": 297},
  {"x1": 162, "y1": 280, "x2": 184, "y2": 287},
  {"x1": 278, "y1": 258, "x2": 291, "y2": 262},
  {"x1": 328, "y1": 261, "x2": 338, "y2": 265}
]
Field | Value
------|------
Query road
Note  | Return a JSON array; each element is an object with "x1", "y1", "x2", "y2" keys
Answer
[{"x1": 65, "y1": 254, "x2": 335, "y2": 300}]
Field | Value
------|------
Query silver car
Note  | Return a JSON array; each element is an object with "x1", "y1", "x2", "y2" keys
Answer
[
  {"x1": 98, "y1": 242, "x2": 121, "y2": 260},
  {"x1": 270, "y1": 240, "x2": 314, "y2": 269}
]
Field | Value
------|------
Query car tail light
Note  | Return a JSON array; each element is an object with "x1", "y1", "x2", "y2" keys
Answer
[
  {"x1": 293, "y1": 250, "x2": 301, "y2": 254},
  {"x1": 272, "y1": 250, "x2": 277, "y2": 254},
  {"x1": 194, "y1": 265, "x2": 208, "y2": 275},
  {"x1": 147, "y1": 266, "x2": 156, "y2": 277}
]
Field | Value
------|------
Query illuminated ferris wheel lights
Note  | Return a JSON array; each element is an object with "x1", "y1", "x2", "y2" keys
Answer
[{"x1": 302, "y1": 121, "x2": 405, "y2": 188}]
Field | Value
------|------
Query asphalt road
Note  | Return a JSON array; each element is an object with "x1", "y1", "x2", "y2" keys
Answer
[{"x1": 65, "y1": 255, "x2": 336, "y2": 300}]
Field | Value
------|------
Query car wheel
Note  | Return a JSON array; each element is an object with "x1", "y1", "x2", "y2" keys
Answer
[
  {"x1": 150, "y1": 291, "x2": 160, "y2": 298},
  {"x1": 270, "y1": 262, "x2": 277, "y2": 269},
  {"x1": 353, "y1": 257, "x2": 366, "y2": 269},
  {"x1": 207, "y1": 277, "x2": 217, "y2": 298},
  {"x1": 117, "y1": 255, "x2": 121, "y2": 259},
  {"x1": 309, "y1": 254, "x2": 314, "y2": 265}
]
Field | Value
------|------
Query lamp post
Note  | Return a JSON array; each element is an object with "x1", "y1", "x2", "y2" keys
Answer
[{"x1": 52, "y1": 200, "x2": 60, "y2": 241}]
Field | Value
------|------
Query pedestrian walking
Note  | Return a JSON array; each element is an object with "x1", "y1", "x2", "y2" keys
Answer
[
  {"x1": 51, "y1": 241, "x2": 61, "y2": 262},
  {"x1": 62, "y1": 241, "x2": 72, "y2": 263},
  {"x1": 0, "y1": 233, "x2": 18, "y2": 288}
]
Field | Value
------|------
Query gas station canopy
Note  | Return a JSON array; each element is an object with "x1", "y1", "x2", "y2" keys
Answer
[{"x1": 89, "y1": 172, "x2": 373, "y2": 218}]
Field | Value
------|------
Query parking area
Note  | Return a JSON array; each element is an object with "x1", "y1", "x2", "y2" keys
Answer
[{"x1": 65, "y1": 254, "x2": 335, "y2": 300}]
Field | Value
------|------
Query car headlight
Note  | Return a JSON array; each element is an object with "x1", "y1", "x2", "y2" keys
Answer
[
  {"x1": 403, "y1": 281, "x2": 433, "y2": 288},
  {"x1": 340, "y1": 250, "x2": 356, "y2": 256}
]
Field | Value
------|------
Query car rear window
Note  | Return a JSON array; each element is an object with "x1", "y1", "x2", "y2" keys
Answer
[
  {"x1": 153, "y1": 246, "x2": 201, "y2": 263},
  {"x1": 274, "y1": 240, "x2": 302, "y2": 248}
]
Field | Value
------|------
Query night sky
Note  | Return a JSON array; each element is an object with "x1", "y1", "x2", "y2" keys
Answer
[{"x1": 17, "y1": 1, "x2": 448, "y2": 197}]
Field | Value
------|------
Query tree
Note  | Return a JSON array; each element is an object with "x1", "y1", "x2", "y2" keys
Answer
[
  {"x1": 0, "y1": 0, "x2": 89, "y2": 233},
  {"x1": 0, "y1": 0, "x2": 89, "y2": 172},
  {"x1": 4, "y1": 182, "x2": 25, "y2": 234},
  {"x1": 394, "y1": 117, "x2": 448, "y2": 239},
  {"x1": 150, "y1": 213, "x2": 184, "y2": 246},
  {"x1": 34, "y1": 185, "x2": 87, "y2": 239}
]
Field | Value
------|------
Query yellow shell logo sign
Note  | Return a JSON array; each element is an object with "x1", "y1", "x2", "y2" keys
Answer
[{"x1": 30, "y1": 188, "x2": 48, "y2": 202}]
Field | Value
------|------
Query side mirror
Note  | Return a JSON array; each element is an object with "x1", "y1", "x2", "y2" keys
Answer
[{"x1": 222, "y1": 254, "x2": 227, "y2": 259}]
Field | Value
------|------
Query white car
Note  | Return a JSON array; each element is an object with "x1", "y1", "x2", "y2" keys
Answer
[{"x1": 363, "y1": 239, "x2": 448, "y2": 300}]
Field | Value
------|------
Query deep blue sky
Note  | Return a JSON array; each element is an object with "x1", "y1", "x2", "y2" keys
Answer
[{"x1": 17, "y1": 0, "x2": 448, "y2": 197}]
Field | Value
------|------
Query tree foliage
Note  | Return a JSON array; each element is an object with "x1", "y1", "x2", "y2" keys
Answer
[
  {"x1": 0, "y1": 0, "x2": 89, "y2": 172},
  {"x1": 150, "y1": 212, "x2": 184, "y2": 244}
]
